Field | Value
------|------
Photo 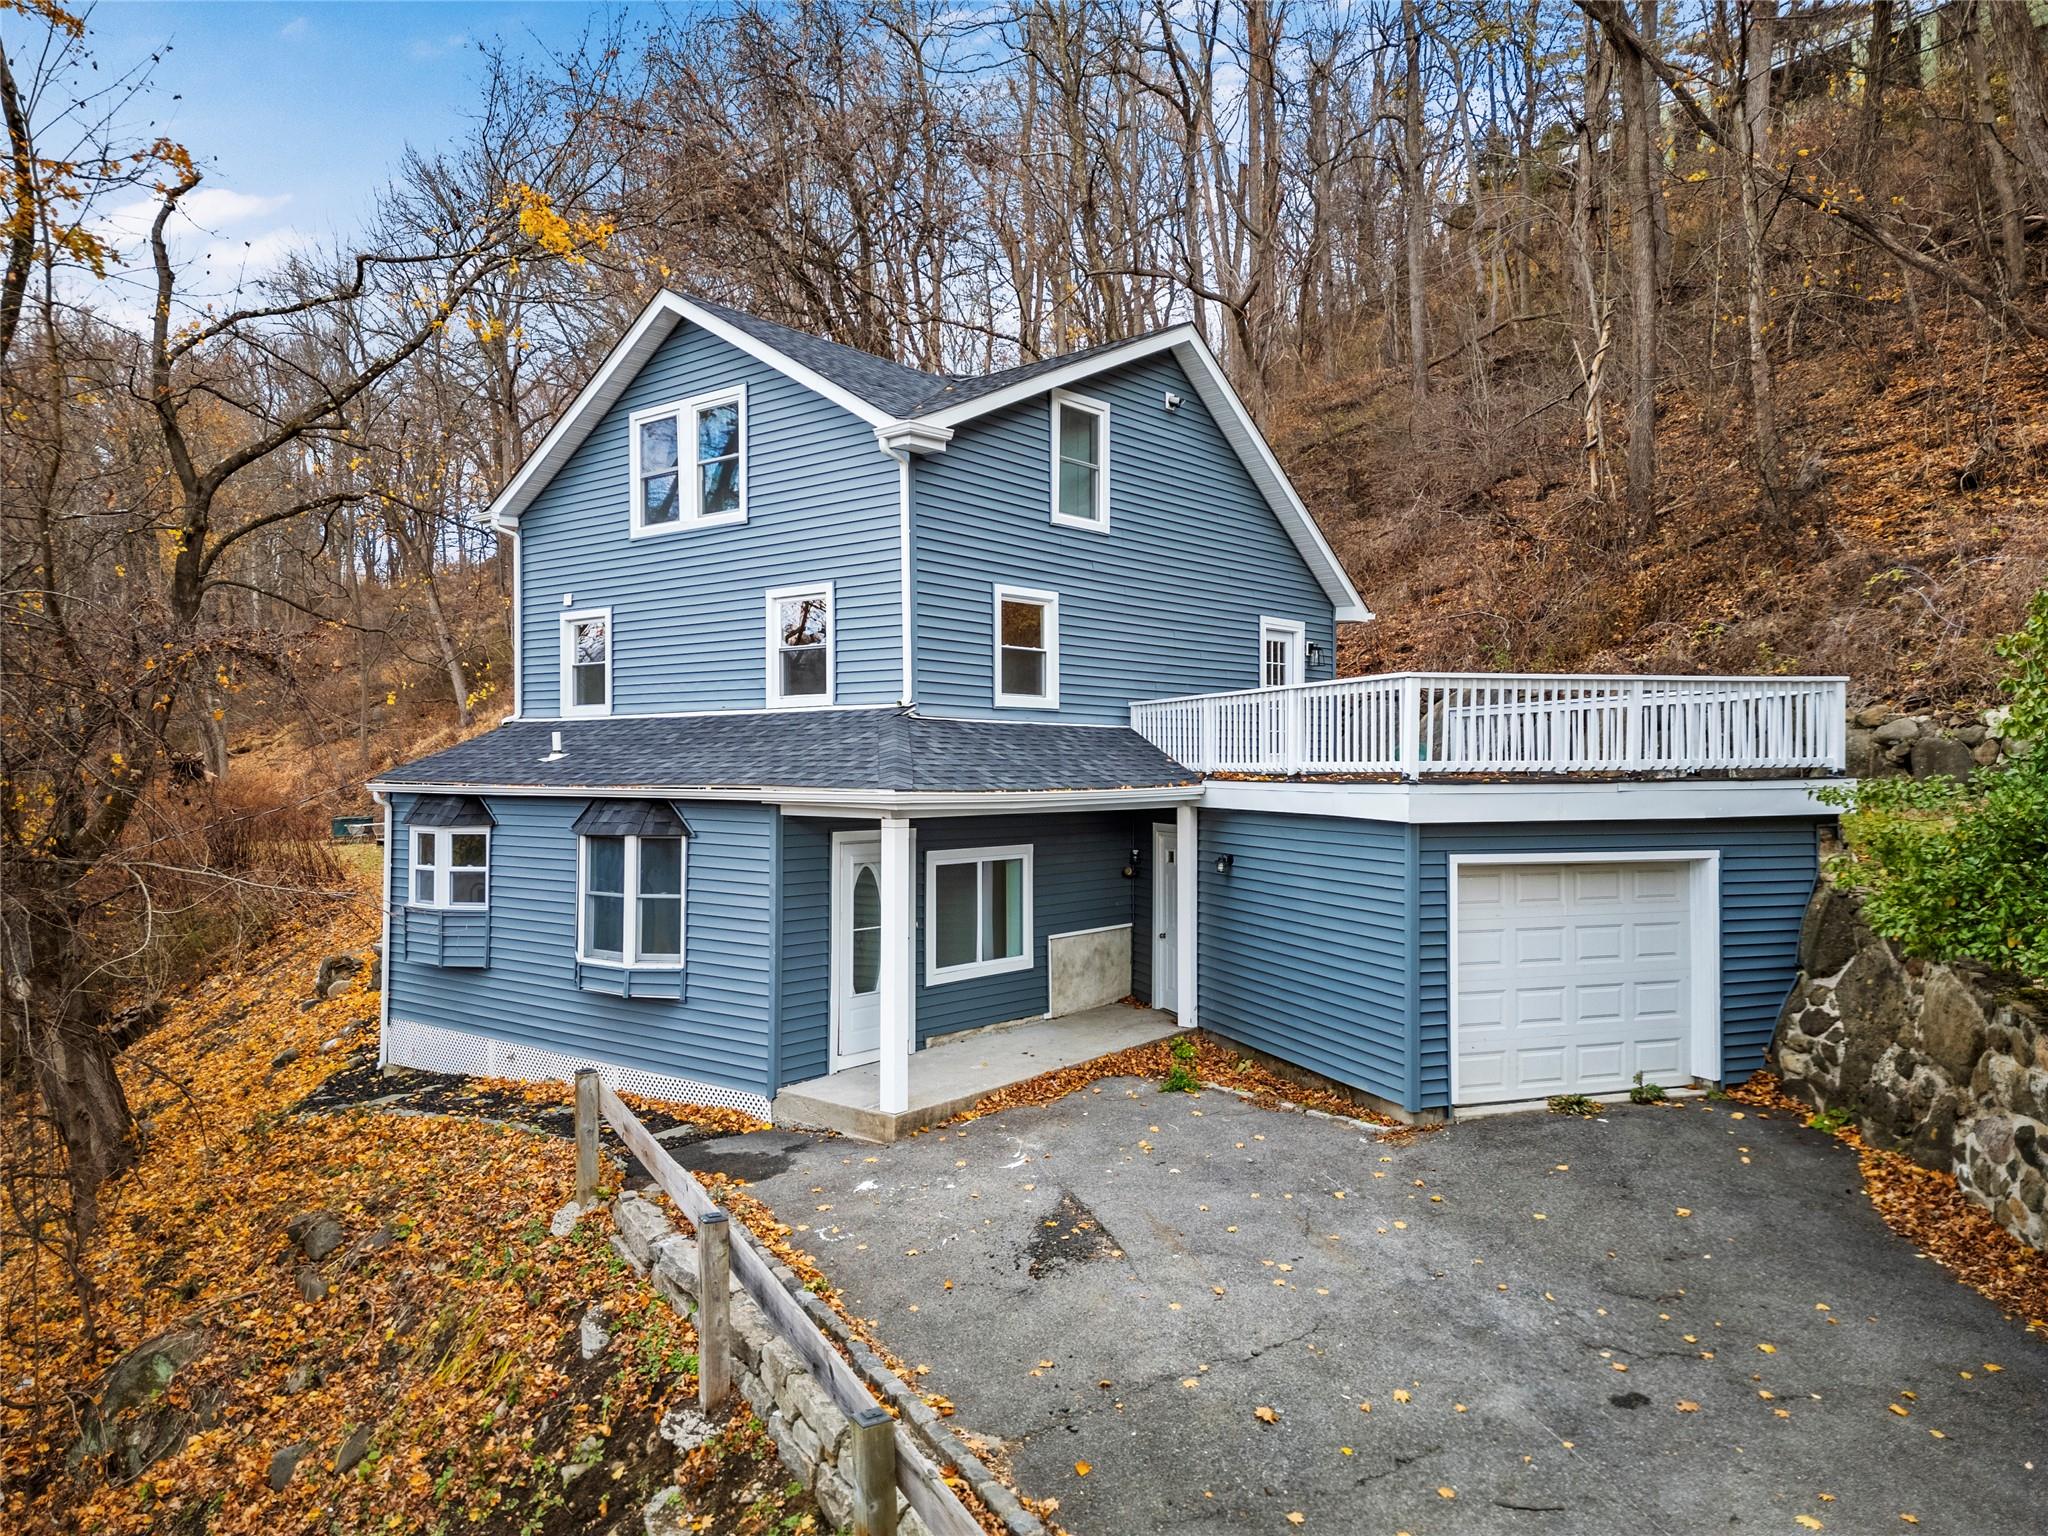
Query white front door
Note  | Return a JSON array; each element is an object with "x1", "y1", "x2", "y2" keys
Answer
[
  {"x1": 1454, "y1": 860, "x2": 1695, "y2": 1105},
  {"x1": 1151, "y1": 823, "x2": 1178, "y2": 1012},
  {"x1": 831, "y1": 834, "x2": 883, "y2": 1068}
]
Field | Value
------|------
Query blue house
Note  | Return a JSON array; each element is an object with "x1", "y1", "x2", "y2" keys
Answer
[{"x1": 372, "y1": 291, "x2": 1847, "y2": 1137}]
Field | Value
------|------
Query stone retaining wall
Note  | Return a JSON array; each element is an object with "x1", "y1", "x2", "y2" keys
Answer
[
  {"x1": 1771, "y1": 884, "x2": 2048, "y2": 1250},
  {"x1": 610, "y1": 1191, "x2": 1045, "y2": 1536},
  {"x1": 1844, "y1": 703, "x2": 2032, "y2": 781}
]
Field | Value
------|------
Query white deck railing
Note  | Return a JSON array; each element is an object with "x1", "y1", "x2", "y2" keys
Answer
[{"x1": 1129, "y1": 672, "x2": 1848, "y2": 777}]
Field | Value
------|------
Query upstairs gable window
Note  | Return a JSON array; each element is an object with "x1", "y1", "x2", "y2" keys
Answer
[
  {"x1": 765, "y1": 583, "x2": 834, "y2": 708},
  {"x1": 1050, "y1": 391, "x2": 1109, "y2": 530},
  {"x1": 630, "y1": 387, "x2": 746, "y2": 534},
  {"x1": 561, "y1": 609, "x2": 612, "y2": 716}
]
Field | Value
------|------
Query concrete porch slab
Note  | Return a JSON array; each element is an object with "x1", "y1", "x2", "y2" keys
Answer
[{"x1": 773, "y1": 1005, "x2": 1180, "y2": 1141}]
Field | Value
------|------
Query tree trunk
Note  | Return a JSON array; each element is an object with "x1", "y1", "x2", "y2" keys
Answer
[
  {"x1": 1402, "y1": 0, "x2": 1429, "y2": 403},
  {"x1": 1966, "y1": 3, "x2": 2027, "y2": 296},
  {"x1": 1988, "y1": 0, "x2": 2048, "y2": 217},
  {"x1": 1614, "y1": 1, "x2": 1661, "y2": 539},
  {"x1": 1736, "y1": 0, "x2": 1785, "y2": 520}
]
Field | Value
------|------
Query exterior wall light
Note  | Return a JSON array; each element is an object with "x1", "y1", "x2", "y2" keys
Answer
[{"x1": 1214, "y1": 853, "x2": 1234, "y2": 875}]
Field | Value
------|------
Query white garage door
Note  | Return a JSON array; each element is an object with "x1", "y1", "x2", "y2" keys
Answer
[{"x1": 1454, "y1": 861, "x2": 1695, "y2": 1105}]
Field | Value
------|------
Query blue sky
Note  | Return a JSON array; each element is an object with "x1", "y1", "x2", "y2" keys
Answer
[{"x1": 55, "y1": 3, "x2": 634, "y2": 314}]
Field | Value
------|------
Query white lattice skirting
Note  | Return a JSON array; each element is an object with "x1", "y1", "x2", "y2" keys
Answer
[{"x1": 381, "y1": 1017, "x2": 774, "y2": 1120}]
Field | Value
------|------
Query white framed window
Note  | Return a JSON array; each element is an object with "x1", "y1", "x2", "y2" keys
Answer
[
  {"x1": 409, "y1": 827, "x2": 490, "y2": 910},
  {"x1": 578, "y1": 834, "x2": 686, "y2": 967},
  {"x1": 560, "y1": 608, "x2": 612, "y2": 716},
  {"x1": 629, "y1": 386, "x2": 746, "y2": 535},
  {"x1": 993, "y1": 585, "x2": 1059, "y2": 708},
  {"x1": 765, "y1": 582, "x2": 834, "y2": 708},
  {"x1": 1259, "y1": 617, "x2": 1305, "y2": 688},
  {"x1": 1050, "y1": 390, "x2": 1109, "y2": 530},
  {"x1": 925, "y1": 844, "x2": 1033, "y2": 985}
]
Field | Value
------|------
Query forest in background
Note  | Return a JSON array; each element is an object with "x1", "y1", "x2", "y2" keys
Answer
[{"x1": 4, "y1": 0, "x2": 2047, "y2": 1289}]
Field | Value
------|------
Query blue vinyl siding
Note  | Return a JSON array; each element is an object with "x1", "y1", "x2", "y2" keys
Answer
[
  {"x1": 1196, "y1": 810, "x2": 1417, "y2": 1106},
  {"x1": 910, "y1": 353, "x2": 1336, "y2": 723},
  {"x1": 517, "y1": 321, "x2": 900, "y2": 716},
  {"x1": 396, "y1": 907, "x2": 490, "y2": 969},
  {"x1": 776, "y1": 816, "x2": 868, "y2": 1087},
  {"x1": 386, "y1": 793, "x2": 780, "y2": 1094},
  {"x1": 1416, "y1": 820, "x2": 1822, "y2": 1106}
]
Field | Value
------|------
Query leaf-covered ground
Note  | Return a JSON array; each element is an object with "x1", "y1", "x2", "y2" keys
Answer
[{"x1": 1, "y1": 866, "x2": 820, "y2": 1536}]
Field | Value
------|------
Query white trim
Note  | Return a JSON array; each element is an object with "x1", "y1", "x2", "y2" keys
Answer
[
  {"x1": 829, "y1": 830, "x2": 883, "y2": 1072},
  {"x1": 1197, "y1": 777, "x2": 1848, "y2": 824},
  {"x1": 627, "y1": 385, "x2": 748, "y2": 537},
  {"x1": 490, "y1": 291, "x2": 894, "y2": 529},
  {"x1": 894, "y1": 449, "x2": 914, "y2": 705},
  {"x1": 879, "y1": 815, "x2": 914, "y2": 1115},
  {"x1": 558, "y1": 607, "x2": 613, "y2": 718},
  {"x1": 1053, "y1": 921, "x2": 1133, "y2": 940},
  {"x1": 1445, "y1": 851, "x2": 1722, "y2": 1107},
  {"x1": 507, "y1": 527, "x2": 523, "y2": 718},
  {"x1": 575, "y1": 830, "x2": 688, "y2": 970},
  {"x1": 1174, "y1": 803, "x2": 1198, "y2": 1029},
  {"x1": 918, "y1": 330, "x2": 1192, "y2": 428},
  {"x1": 405, "y1": 824, "x2": 491, "y2": 911},
  {"x1": 763, "y1": 581, "x2": 836, "y2": 709},
  {"x1": 1151, "y1": 821, "x2": 1177, "y2": 1012},
  {"x1": 370, "y1": 780, "x2": 1206, "y2": 816},
  {"x1": 1049, "y1": 390, "x2": 1110, "y2": 531},
  {"x1": 924, "y1": 842, "x2": 1035, "y2": 985},
  {"x1": 1258, "y1": 616, "x2": 1306, "y2": 688},
  {"x1": 375, "y1": 792, "x2": 393, "y2": 1067},
  {"x1": 992, "y1": 584, "x2": 1061, "y2": 709}
]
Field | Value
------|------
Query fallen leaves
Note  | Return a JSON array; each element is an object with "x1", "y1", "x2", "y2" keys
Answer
[
  {"x1": 1074, "y1": 1461, "x2": 1091, "y2": 1477},
  {"x1": 1676, "y1": 1400, "x2": 1701, "y2": 1413},
  {"x1": 1254, "y1": 1405, "x2": 1280, "y2": 1424}
]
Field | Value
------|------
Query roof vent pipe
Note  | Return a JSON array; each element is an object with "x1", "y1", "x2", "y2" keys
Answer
[{"x1": 542, "y1": 729, "x2": 566, "y2": 763}]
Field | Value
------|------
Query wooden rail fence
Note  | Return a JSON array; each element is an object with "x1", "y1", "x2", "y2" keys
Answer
[{"x1": 575, "y1": 1070, "x2": 983, "y2": 1536}]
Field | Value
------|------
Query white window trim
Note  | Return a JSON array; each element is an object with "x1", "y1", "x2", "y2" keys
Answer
[
  {"x1": 924, "y1": 842, "x2": 1035, "y2": 985},
  {"x1": 992, "y1": 585, "x2": 1061, "y2": 709},
  {"x1": 764, "y1": 581, "x2": 836, "y2": 710},
  {"x1": 1259, "y1": 616, "x2": 1306, "y2": 688},
  {"x1": 1049, "y1": 389, "x2": 1110, "y2": 531},
  {"x1": 575, "y1": 832, "x2": 689, "y2": 970},
  {"x1": 407, "y1": 826, "x2": 491, "y2": 911},
  {"x1": 627, "y1": 385, "x2": 748, "y2": 538},
  {"x1": 559, "y1": 607, "x2": 613, "y2": 718}
]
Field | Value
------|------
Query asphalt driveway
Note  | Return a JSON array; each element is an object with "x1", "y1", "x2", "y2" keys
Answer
[{"x1": 680, "y1": 1083, "x2": 2046, "y2": 1534}]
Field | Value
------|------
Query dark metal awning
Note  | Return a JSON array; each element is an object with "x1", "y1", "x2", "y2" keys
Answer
[
  {"x1": 403, "y1": 793, "x2": 496, "y2": 827},
  {"x1": 570, "y1": 798, "x2": 692, "y2": 838}
]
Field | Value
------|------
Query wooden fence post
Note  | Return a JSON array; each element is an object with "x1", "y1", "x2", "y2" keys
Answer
[
  {"x1": 697, "y1": 1209, "x2": 732, "y2": 1410},
  {"x1": 847, "y1": 1405, "x2": 898, "y2": 1536},
  {"x1": 573, "y1": 1068, "x2": 600, "y2": 1206}
]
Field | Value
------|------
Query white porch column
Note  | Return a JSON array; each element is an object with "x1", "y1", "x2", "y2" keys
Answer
[
  {"x1": 1174, "y1": 803, "x2": 1199, "y2": 1030},
  {"x1": 878, "y1": 814, "x2": 914, "y2": 1114}
]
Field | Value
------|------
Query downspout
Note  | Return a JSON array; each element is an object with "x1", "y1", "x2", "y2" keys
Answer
[
  {"x1": 502, "y1": 523, "x2": 523, "y2": 719},
  {"x1": 881, "y1": 444, "x2": 913, "y2": 707},
  {"x1": 374, "y1": 789, "x2": 394, "y2": 1069}
]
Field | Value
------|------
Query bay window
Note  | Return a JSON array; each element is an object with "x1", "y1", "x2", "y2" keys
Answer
[{"x1": 574, "y1": 800, "x2": 690, "y2": 969}]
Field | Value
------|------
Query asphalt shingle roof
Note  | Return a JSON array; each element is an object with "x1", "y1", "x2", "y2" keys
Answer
[
  {"x1": 685, "y1": 295, "x2": 1179, "y2": 419},
  {"x1": 376, "y1": 709, "x2": 1197, "y2": 795}
]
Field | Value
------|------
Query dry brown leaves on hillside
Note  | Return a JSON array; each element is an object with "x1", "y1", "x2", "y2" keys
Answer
[{"x1": 0, "y1": 872, "x2": 816, "y2": 1536}]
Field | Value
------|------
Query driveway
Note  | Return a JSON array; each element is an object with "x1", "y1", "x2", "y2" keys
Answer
[{"x1": 680, "y1": 1082, "x2": 2047, "y2": 1534}]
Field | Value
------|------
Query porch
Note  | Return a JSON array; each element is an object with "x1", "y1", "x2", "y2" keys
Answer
[
  {"x1": 772, "y1": 1003, "x2": 1181, "y2": 1140},
  {"x1": 1130, "y1": 671, "x2": 1848, "y2": 778}
]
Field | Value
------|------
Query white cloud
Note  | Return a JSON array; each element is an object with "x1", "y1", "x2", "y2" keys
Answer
[
  {"x1": 408, "y1": 32, "x2": 470, "y2": 62},
  {"x1": 278, "y1": 15, "x2": 308, "y2": 40},
  {"x1": 82, "y1": 184, "x2": 309, "y2": 331}
]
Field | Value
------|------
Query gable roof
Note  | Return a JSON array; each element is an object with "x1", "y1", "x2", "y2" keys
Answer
[
  {"x1": 371, "y1": 709, "x2": 1200, "y2": 796},
  {"x1": 487, "y1": 291, "x2": 1369, "y2": 621}
]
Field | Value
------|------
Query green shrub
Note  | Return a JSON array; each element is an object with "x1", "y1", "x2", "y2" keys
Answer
[
  {"x1": 1807, "y1": 1105, "x2": 1853, "y2": 1134},
  {"x1": 1547, "y1": 1093, "x2": 1601, "y2": 1117},
  {"x1": 1628, "y1": 1072, "x2": 1666, "y2": 1104},
  {"x1": 1160, "y1": 1064, "x2": 1199, "y2": 1093},
  {"x1": 1823, "y1": 588, "x2": 2048, "y2": 980}
]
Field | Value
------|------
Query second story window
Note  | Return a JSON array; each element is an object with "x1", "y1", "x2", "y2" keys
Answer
[
  {"x1": 993, "y1": 586, "x2": 1059, "y2": 708},
  {"x1": 1050, "y1": 391, "x2": 1109, "y2": 530},
  {"x1": 766, "y1": 583, "x2": 833, "y2": 708},
  {"x1": 630, "y1": 387, "x2": 746, "y2": 535},
  {"x1": 562, "y1": 609, "x2": 612, "y2": 716}
]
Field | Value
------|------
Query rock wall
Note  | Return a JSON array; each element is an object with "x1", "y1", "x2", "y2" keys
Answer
[
  {"x1": 1772, "y1": 884, "x2": 2048, "y2": 1250},
  {"x1": 1844, "y1": 703, "x2": 2032, "y2": 781}
]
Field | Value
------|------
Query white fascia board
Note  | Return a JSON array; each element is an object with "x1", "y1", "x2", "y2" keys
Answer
[
  {"x1": 901, "y1": 326, "x2": 1370, "y2": 624},
  {"x1": 365, "y1": 779, "x2": 1203, "y2": 817},
  {"x1": 490, "y1": 291, "x2": 897, "y2": 529},
  {"x1": 1198, "y1": 777, "x2": 1850, "y2": 823}
]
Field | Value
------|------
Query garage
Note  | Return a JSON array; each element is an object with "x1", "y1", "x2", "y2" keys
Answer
[{"x1": 1452, "y1": 857, "x2": 1709, "y2": 1106}]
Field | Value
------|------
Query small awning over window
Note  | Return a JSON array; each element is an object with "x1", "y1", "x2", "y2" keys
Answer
[
  {"x1": 570, "y1": 798, "x2": 692, "y2": 838},
  {"x1": 404, "y1": 794, "x2": 496, "y2": 827}
]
